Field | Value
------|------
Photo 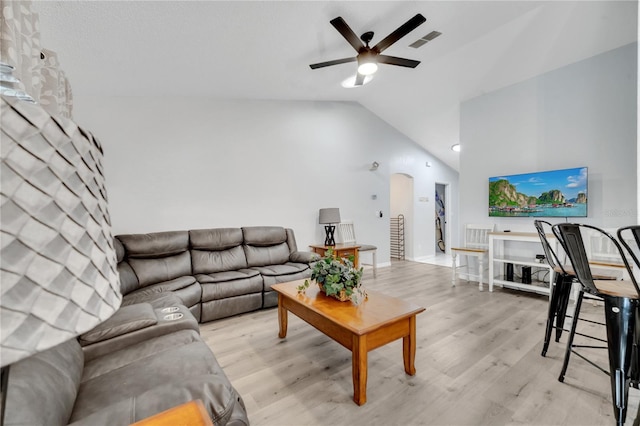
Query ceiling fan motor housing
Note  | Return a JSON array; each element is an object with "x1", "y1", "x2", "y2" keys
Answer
[{"x1": 360, "y1": 31, "x2": 375, "y2": 46}]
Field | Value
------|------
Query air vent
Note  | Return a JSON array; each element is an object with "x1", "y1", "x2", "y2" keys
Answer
[{"x1": 409, "y1": 31, "x2": 442, "y2": 48}]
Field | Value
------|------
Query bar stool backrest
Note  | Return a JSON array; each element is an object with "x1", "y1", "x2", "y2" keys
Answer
[
  {"x1": 617, "y1": 225, "x2": 640, "y2": 282},
  {"x1": 554, "y1": 224, "x2": 600, "y2": 296},
  {"x1": 555, "y1": 223, "x2": 639, "y2": 296},
  {"x1": 534, "y1": 220, "x2": 567, "y2": 275}
]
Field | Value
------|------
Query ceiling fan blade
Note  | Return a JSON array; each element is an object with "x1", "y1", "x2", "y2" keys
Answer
[
  {"x1": 309, "y1": 57, "x2": 356, "y2": 69},
  {"x1": 373, "y1": 13, "x2": 426, "y2": 53},
  {"x1": 377, "y1": 55, "x2": 421, "y2": 68},
  {"x1": 354, "y1": 73, "x2": 365, "y2": 86},
  {"x1": 330, "y1": 17, "x2": 365, "y2": 52}
]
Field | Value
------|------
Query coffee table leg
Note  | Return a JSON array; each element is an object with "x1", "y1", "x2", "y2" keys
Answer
[
  {"x1": 403, "y1": 316, "x2": 417, "y2": 375},
  {"x1": 352, "y1": 334, "x2": 367, "y2": 405},
  {"x1": 278, "y1": 294, "x2": 288, "y2": 338}
]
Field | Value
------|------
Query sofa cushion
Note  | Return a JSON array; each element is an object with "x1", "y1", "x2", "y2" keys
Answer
[
  {"x1": 201, "y1": 294, "x2": 263, "y2": 323},
  {"x1": 192, "y1": 245, "x2": 248, "y2": 274},
  {"x1": 81, "y1": 306, "x2": 200, "y2": 362},
  {"x1": 79, "y1": 303, "x2": 158, "y2": 345},
  {"x1": 261, "y1": 267, "x2": 312, "y2": 295},
  {"x1": 117, "y1": 231, "x2": 191, "y2": 287},
  {"x1": 195, "y1": 268, "x2": 260, "y2": 284},
  {"x1": 243, "y1": 243, "x2": 290, "y2": 267},
  {"x1": 67, "y1": 377, "x2": 248, "y2": 426},
  {"x1": 122, "y1": 291, "x2": 183, "y2": 309},
  {"x1": 243, "y1": 227, "x2": 292, "y2": 267},
  {"x1": 6, "y1": 339, "x2": 84, "y2": 426},
  {"x1": 249, "y1": 262, "x2": 309, "y2": 277},
  {"x1": 117, "y1": 231, "x2": 189, "y2": 258},
  {"x1": 190, "y1": 228, "x2": 243, "y2": 250},
  {"x1": 81, "y1": 329, "x2": 201, "y2": 381},
  {"x1": 72, "y1": 330, "x2": 236, "y2": 423},
  {"x1": 122, "y1": 276, "x2": 201, "y2": 308},
  {"x1": 128, "y1": 251, "x2": 192, "y2": 287},
  {"x1": 200, "y1": 274, "x2": 263, "y2": 301},
  {"x1": 242, "y1": 226, "x2": 287, "y2": 246}
]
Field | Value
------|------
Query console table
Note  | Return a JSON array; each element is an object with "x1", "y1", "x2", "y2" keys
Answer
[
  {"x1": 309, "y1": 243, "x2": 360, "y2": 268},
  {"x1": 488, "y1": 231, "x2": 555, "y2": 295}
]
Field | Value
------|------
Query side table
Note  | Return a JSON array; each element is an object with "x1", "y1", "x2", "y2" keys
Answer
[{"x1": 309, "y1": 243, "x2": 360, "y2": 268}]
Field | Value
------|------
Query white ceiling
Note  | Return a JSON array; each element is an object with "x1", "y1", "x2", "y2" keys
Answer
[{"x1": 33, "y1": 1, "x2": 638, "y2": 171}]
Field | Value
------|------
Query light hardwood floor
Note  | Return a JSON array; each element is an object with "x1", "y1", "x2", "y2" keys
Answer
[{"x1": 200, "y1": 260, "x2": 639, "y2": 426}]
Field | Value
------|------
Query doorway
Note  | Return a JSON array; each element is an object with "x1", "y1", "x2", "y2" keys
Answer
[
  {"x1": 390, "y1": 173, "x2": 413, "y2": 260},
  {"x1": 435, "y1": 183, "x2": 447, "y2": 254}
]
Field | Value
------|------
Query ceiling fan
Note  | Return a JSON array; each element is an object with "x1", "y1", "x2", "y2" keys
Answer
[{"x1": 310, "y1": 14, "x2": 427, "y2": 86}]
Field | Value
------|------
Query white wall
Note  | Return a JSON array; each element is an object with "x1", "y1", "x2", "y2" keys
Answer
[
  {"x1": 458, "y1": 42, "x2": 638, "y2": 240},
  {"x1": 72, "y1": 97, "x2": 459, "y2": 264}
]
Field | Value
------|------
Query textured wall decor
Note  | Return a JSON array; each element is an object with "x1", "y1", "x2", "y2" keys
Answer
[{"x1": 1, "y1": 95, "x2": 121, "y2": 367}]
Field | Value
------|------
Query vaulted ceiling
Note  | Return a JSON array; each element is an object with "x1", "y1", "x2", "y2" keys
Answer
[{"x1": 34, "y1": 1, "x2": 638, "y2": 171}]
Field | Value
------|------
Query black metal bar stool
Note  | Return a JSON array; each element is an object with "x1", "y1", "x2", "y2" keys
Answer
[
  {"x1": 535, "y1": 220, "x2": 577, "y2": 356},
  {"x1": 555, "y1": 223, "x2": 640, "y2": 426},
  {"x1": 617, "y1": 225, "x2": 640, "y2": 389},
  {"x1": 536, "y1": 220, "x2": 611, "y2": 358}
]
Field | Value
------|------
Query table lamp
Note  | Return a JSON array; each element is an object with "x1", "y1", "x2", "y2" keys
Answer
[
  {"x1": 319, "y1": 208, "x2": 341, "y2": 246},
  {"x1": 0, "y1": 96, "x2": 122, "y2": 423}
]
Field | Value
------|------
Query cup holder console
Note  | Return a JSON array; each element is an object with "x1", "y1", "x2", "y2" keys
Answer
[
  {"x1": 163, "y1": 313, "x2": 184, "y2": 321},
  {"x1": 161, "y1": 307, "x2": 180, "y2": 313}
]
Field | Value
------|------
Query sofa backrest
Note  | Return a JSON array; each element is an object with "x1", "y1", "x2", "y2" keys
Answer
[
  {"x1": 189, "y1": 228, "x2": 248, "y2": 274},
  {"x1": 242, "y1": 226, "x2": 291, "y2": 267},
  {"x1": 116, "y1": 231, "x2": 191, "y2": 288},
  {"x1": 113, "y1": 227, "x2": 305, "y2": 287},
  {"x1": 113, "y1": 237, "x2": 139, "y2": 295},
  {"x1": 5, "y1": 338, "x2": 84, "y2": 426}
]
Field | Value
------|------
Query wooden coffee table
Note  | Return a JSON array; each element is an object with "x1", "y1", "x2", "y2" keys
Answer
[{"x1": 271, "y1": 280, "x2": 425, "y2": 405}]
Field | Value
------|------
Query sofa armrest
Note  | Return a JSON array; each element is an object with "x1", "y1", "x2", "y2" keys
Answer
[
  {"x1": 79, "y1": 303, "x2": 157, "y2": 346},
  {"x1": 289, "y1": 251, "x2": 320, "y2": 264}
]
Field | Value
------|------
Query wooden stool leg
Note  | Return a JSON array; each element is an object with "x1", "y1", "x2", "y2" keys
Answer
[
  {"x1": 451, "y1": 251, "x2": 457, "y2": 287},
  {"x1": 465, "y1": 255, "x2": 470, "y2": 284},
  {"x1": 478, "y1": 255, "x2": 484, "y2": 291},
  {"x1": 372, "y1": 251, "x2": 377, "y2": 278}
]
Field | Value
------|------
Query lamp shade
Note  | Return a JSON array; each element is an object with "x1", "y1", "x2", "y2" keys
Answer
[
  {"x1": 319, "y1": 208, "x2": 341, "y2": 224},
  {"x1": 0, "y1": 96, "x2": 122, "y2": 367}
]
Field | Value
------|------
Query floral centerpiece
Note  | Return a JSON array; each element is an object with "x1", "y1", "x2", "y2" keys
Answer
[{"x1": 297, "y1": 249, "x2": 366, "y2": 303}]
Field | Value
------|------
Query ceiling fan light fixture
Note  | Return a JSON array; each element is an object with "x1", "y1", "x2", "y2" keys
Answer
[
  {"x1": 357, "y1": 61, "x2": 378, "y2": 76},
  {"x1": 357, "y1": 51, "x2": 378, "y2": 76}
]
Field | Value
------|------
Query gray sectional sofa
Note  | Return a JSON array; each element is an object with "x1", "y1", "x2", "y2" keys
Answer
[
  {"x1": 116, "y1": 226, "x2": 318, "y2": 322},
  {"x1": 6, "y1": 226, "x2": 317, "y2": 426}
]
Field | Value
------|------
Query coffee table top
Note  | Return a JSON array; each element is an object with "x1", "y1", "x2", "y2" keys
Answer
[{"x1": 271, "y1": 280, "x2": 425, "y2": 336}]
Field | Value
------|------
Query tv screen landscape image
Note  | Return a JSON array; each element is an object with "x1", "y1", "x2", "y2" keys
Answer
[{"x1": 489, "y1": 167, "x2": 588, "y2": 217}]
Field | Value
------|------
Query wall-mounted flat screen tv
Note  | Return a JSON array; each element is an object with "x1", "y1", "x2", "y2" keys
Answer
[{"x1": 489, "y1": 167, "x2": 588, "y2": 217}]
